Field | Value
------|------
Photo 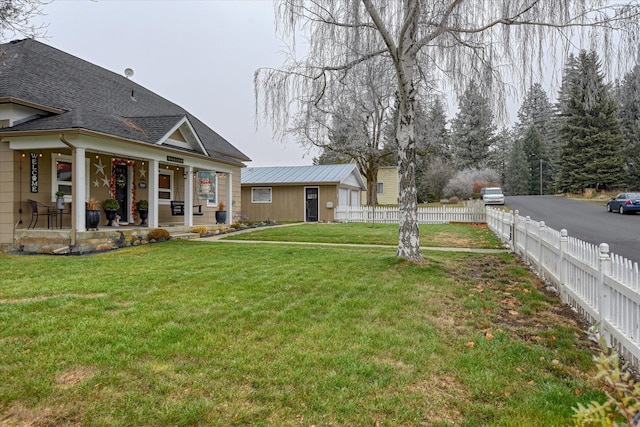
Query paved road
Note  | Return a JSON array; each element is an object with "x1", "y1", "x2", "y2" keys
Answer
[{"x1": 505, "y1": 195, "x2": 640, "y2": 262}]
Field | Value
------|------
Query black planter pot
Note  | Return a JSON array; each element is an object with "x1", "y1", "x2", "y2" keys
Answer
[
  {"x1": 86, "y1": 210, "x2": 100, "y2": 230},
  {"x1": 104, "y1": 209, "x2": 118, "y2": 226},
  {"x1": 215, "y1": 210, "x2": 227, "y2": 224},
  {"x1": 137, "y1": 209, "x2": 148, "y2": 225}
]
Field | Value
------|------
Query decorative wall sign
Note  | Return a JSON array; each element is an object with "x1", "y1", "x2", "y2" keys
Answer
[
  {"x1": 166, "y1": 155, "x2": 184, "y2": 164},
  {"x1": 30, "y1": 152, "x2": 38, "y2": 193}
]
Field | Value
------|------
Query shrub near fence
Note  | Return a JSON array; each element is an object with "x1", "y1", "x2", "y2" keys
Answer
[
  {"x1": 486, "y1": 206, "x2": 640, "y2": 371},
  {"x1": 335, "y1": 202, "x2": 486, "y2": 224}
]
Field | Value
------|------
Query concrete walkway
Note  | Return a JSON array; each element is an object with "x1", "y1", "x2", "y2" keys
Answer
[{"x1": 198, "y1": 223, "x2": 510, "y2": 254}]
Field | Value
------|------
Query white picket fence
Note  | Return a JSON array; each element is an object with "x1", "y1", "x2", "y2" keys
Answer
[
  {"x1": 335, "y1": 203, "x2": 486, "y2": 224},
  {"x1": 487, "y1": 207, "x2": 640, "y2": 369}
]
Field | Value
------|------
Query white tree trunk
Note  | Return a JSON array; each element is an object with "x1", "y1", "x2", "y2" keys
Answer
[
  {"x1": 394, "y1": 0, "x2": 423, "y2": 263},
  {"x1": 396, "y1": 96, "x2": 423, "y2": 262}
]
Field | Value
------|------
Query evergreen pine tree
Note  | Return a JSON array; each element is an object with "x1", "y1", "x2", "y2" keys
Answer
[
  {"x1": 522, "y1": 127, "x2": 546, "y2": 195},
  {"x1": 549, "y1": 55, "x2": 579, "y2": 192},
  {"x1": 618, "y1": 64, "x2": 640, "y2": 187},
  {"x1": 450, "y1": 81, "x2": 496, "y2": 170},
  {"x1": 505, "y1": 140, "x2": 531, "y2": 195},
  {"x1": 487, "y1": 128, "x2": 512, "y2": 186},
  {"x1": 515, "y1": 84, "x2": 554, "y2": 193},
  {"x1": 557, "y1": 51, "x2": 627, "y2": 192},
  {"x1": 415, "y1": 97, "x2": 452, "y2": 202}
]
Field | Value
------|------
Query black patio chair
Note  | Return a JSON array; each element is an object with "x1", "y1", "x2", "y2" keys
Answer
[{"x1": 26, "y1": 199, "x2": 58, "y2": 229}]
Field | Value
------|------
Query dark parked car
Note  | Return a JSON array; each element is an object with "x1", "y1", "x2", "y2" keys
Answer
[{"x1": 606, "y1": 192, "x2": 640, "y2": 214}]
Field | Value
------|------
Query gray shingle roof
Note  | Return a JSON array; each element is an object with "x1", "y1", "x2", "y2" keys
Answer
[
  {"x1": 241, "y1": 164, "x2": 366, "y2": 188},
  {"x1": 0, "y1": 39, "x2": 250, "y2": 164}
]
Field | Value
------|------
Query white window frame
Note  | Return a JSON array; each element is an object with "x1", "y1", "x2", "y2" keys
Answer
[
  {"x1": 50, "y1": 154, "x2": 89, "y2": 203},
  {"x1": 251, "y1": 187, "x2": 272, "y2": 203},
  {"x1": 377, "y1": 182, "x2": 384, "y2": 194},
  {"x1": 158, "y1": 169, "x2": 174, "y2": 205},
  {"x1": 350, "y1": 189, "x2": 360, "y2": 207},
  {"x1": 338, "y1": 188, "x2": 349, "y2": 207}
]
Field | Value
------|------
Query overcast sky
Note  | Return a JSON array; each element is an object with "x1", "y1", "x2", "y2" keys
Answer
[{"x1": 33, "y1": 0, "x2": 318, "y2": 167}]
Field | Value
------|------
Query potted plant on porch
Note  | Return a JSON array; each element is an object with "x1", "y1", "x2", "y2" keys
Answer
[
  {"x1": 86, "y1": 198, "x2": 100, "y2": 230},
  {"x1": 102, "y1": 198, "x2": 120, "y2": 226},
  {"x1": 215, "y1": 201, "x2": 227, "y2": 224},
  {"x1": 55, "y1": 191, "x2": 65, "y2": 210},
  {"x1": 136, "y1": 199, "x2": 149, "y2": 225}
]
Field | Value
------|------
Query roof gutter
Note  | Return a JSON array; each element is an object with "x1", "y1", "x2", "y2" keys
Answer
[{"x1": 3, "y1": 127, "x2": 248, "y2": 167}]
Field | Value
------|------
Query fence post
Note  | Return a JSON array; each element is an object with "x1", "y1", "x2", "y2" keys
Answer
[
  {"x1": 538, "y1": 221, "x2": 546, "y2": 278},
  {"x1": 598, "y1": 243, "x2": 612, "y2": 345},
  {"x1": 524, "y1": 216, "x2": 531, "y2": 264},
  {"x1": 510, "y1": 210, "x2": 518, "y2": 253},
  {"x1": 559, "y1": 229, "x2": 568, "y2": 303}
]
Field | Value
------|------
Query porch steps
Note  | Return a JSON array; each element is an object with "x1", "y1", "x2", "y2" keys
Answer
[{"x1": 170, "y1": 232, "x2": 201, "y2": 241}]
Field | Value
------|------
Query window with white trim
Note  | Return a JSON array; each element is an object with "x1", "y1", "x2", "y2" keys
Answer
[
  {"x1": 377, "y1": 182, "x2": 384, "y2": 194},
  {"x1": 158, "y1": 169, "x2": 174, "y2": 203},
  {"x1": 338, "y1": 188, "x2": 349, "y2": 206},
  {"x1": 351, "y1": 189, "x2": 360, "y2": 206},
  {"x1": 50, "y1": 154, "x2": 89, "y2": 202},
  {"x1": 251, "y1": 187, "x2": 272, "y2": 203}
]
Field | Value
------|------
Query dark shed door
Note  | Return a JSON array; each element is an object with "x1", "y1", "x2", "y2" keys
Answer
[{"x1": 305, "y1": 187, "x2": 319, "y2": 222}]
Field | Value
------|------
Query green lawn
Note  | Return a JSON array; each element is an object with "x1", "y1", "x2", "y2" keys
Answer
[
  {"x1": 225, "y1": 222, "x2": 504, "y2": 249},
  {"x1": 0, "y1": 226, "x2": 602, "y2": 426}
]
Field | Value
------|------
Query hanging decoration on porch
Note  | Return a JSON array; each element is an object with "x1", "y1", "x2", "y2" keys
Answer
[
  {"x1": 93, "y1": 157, "x2": 106, "y2": 176},
  {"x1": 196, "y1": 171, "x2": 217, "y2": 204},
  {"x1": 110, "y1": 158, "x2": 137, "y2": 221},
  {"x1": 30, "y1": 152, "x2": 38, "y2": 193}
]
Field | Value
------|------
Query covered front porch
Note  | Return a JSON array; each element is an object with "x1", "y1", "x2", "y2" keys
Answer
[
  {"x1": 13, "y1": 223, "x2": 230, "y2": 254},
  {"x1": 2, "y1": 131, "x2": 240, "y2": 253}
]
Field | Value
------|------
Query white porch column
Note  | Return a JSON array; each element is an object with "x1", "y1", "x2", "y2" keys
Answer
[
  {"x1": 148, "y1": 159, "x2": 159, "y2": 228},
  {"x1": 226, "y1": 171, "x2": 232, "y2": 224},
  {"x1": 184, "y1": 166, "x2": 194, "y2": 227},
  {"x1": 73, "y1": 147, "x2": 86, "y2": 231}
]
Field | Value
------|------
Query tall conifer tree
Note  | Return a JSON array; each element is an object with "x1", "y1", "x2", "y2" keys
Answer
[
  {"x1": 450, "y1": 82, "x2": 496, "y2": 170},
  {"x1": 618, "y1": 64, "x2": 640, "y2": 187},
  {"x1": 557, "y1": 51, "x2": 627, "y2": 192}
]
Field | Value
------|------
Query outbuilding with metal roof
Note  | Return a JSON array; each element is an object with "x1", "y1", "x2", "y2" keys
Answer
[{"x1": 241, "y1": 164, "x2": 366, "y2": 222}]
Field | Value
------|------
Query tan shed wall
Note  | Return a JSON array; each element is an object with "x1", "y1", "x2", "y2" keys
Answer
[{"x1": 241, "y1": 184, "x2": 339, "y2": 222}]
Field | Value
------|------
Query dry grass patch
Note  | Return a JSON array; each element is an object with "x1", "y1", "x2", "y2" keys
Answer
[{"x1": 56, "y1": 366, "x2": 98, "y2": 390}]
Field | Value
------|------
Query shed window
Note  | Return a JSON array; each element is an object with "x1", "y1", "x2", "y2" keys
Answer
[
  {"x1": 351, "y1": 190, "x2": 360, "y2": 207},
  {"x1": 377, "y1": 182, "x2": 384, "y2": 194},
  {"x1": 338, "y1": 188, "x2": 349, "y2": 206},
  {"x1": 252, "y1": 187, "x2": 272, "y2": 203}
]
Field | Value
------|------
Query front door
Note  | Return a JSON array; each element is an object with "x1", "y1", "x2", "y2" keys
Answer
[
  {"x1": 114, "y1": 164, "x2": 129, "y2": 221},
  {"x1": 305, "y1": 187, "x2": 319, "y2": 222}
]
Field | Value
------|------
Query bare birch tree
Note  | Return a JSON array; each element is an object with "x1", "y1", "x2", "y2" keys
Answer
[
  {"x1": 291, "y1": 56, "x2": 397, "y2": 205},
  {"x1": 255, "y1": 0, "x2": 640, "y2": 262},
  {"x1": 0, "y1": 0, "x2": 47, "y2": 41}
]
